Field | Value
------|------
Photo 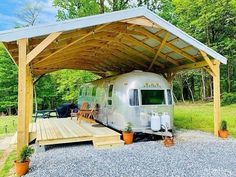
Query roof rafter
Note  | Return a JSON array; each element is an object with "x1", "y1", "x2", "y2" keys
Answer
[
  {"x1": 134, "y1": 26, "x2": 197, "y2": 63},
  {"x1": 148, "y1": 32, "x2": 170, "y2": 71},
  {"x1": 35, "y1": 23, "x2": 110, "y2": 65}
]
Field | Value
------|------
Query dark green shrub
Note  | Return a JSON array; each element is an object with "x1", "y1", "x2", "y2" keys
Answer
[
  {"x1": 221, "y1": 92, "x2": 236, "y2": 106},
  {"x1": 19, "y1": 146, "x2": 34, "y2": 163},
  {"x1": 221, "y1": 120, "x2": 227, "y2": 131}
]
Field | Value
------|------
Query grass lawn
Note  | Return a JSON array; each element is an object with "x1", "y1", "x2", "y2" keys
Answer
[
  {"x1": 0, "y1": 116, "x2": 17, "y2": 138},
  {"x1": 0, "y1": 150, "x2": 16, "y2": 177},
  {"x1": 174, "y1": 103, "x2": 236, "y2": 137}
]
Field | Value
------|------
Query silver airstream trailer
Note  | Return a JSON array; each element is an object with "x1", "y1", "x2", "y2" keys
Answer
[{"x1": 78, "y1": 70, "x2": 174, "y2": 135}]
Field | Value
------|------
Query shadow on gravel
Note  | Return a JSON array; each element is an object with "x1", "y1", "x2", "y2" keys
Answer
[{"x1": 45, "y1": 141, "x2": 93, "y2": 151}]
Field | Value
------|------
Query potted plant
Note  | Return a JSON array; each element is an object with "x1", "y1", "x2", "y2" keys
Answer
[
  {"x1": 218, "y1": 120, "x2": 229, "y2": 138},
  {"x1": 15, "y1": 146, "x2": 34, "y2": 176},
  {"x1": 122, "y1": 122, "x2": 134, "y2": 144}
]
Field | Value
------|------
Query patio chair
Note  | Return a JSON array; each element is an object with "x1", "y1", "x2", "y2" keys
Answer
[
  {"x1": 77, "y1": 102, "x2": 89, "y2": 120},
  {"x1": 77, "y1": 102, "x2": 98, "y2": 123}
]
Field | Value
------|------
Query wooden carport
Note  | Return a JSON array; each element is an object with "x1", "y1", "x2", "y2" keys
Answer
[{"x1": 0, "y1": 7, "x2": 227, "y2": 156}]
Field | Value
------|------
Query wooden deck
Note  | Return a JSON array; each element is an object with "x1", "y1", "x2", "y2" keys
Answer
[{"x1": 33, "y1": 118, "x2": 124, "y2": 149}]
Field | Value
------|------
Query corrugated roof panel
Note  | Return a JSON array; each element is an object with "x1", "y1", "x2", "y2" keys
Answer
[
  {"x1": 168, "y1": 52, "x2": 183, "y2": 60},
  {"x1": 144, "y1": 26, "x2": 160, "y2": 34},
  {"x1": 161, "y1": 46, "x2": 172, "y2": 54},
  {"x1": 130, "y1": 34, "x2": 146, "y2": 41},
  {"x1": 172, "y1": 39, "x2": 189, "y2": 48},
  {"x1": 184, "y1": 47, "x2": 199, "y2": 56},
  {"x1": 166, "y1": 34, "x2": 177, "y2": 42},
  {"x1": 144, "y1": 38, "x2": 160, "y2": 48}
]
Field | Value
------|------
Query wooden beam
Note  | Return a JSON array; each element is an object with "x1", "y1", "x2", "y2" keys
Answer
[
  {"x1": 200, "y1": 50, "x2": 216, "y2": 76},
  {"x1": 26, "y1": 65, "x2": 33, "y2": 143},
  {"x1": 119, "y1": 35, "x2": 165, "y2": 68},
  {"x1": 36, "y1": 23, "x2": 110, "y2": 65},
  {"x1": 203, "y1": 67, "x2": 214, "y2": 77},
  {"x1": 135, "y1": 26, "x2": 197, "y2": 62},
  {"x1": 148, "y1": 32, "x2": 170, "y2": 71},
  {"x1": 121, "y1": 17, "x2": 160, "y2": 28},
  {"x1": 165, "y1": 61, "x2": 209, "y2": 73},
  {"x1": 17, "y1": 38, "x2": 29, "y2": 157},
  {"x1": 123, "y1": 33, "x2": 177, "y2": 66},
  {"x1": 109, "y1": 45, "x2": 148, "y2": 68},
  {"x1": 27, "y1": 32, "x2": 62, "y2": 64},
  {"x1": 213, "y1": 60, "x2": 221, "y2": 136}
]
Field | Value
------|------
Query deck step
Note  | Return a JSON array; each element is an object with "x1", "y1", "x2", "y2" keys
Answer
[
  {"x1": 93, "y1": 135, "x2": 121, "y2": 142},
  {"x1": 93, "y1": 140, "x2": 124, "y2": 149}
]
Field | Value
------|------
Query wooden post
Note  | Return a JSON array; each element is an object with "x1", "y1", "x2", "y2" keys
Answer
[
  {"x1": 26, "y1": 65, "x2": 33, "y2": 142},
  {"x1": 17, "y1": 38, "x2": 32, "y2": 156},
  {"x1": 213, "y1": 60, "x2": 221, "y2": 136},
  {"x1": 200, "y1": 51, "x2": 221, "y2": 136}
]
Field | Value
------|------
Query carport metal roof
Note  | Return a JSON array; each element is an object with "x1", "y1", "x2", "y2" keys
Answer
[{"x1": 0, "y1": 7, "x2": 227, "y2": 77}]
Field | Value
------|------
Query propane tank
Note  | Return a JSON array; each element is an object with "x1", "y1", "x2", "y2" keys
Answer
[
  {"x1": 161, "y1": 112, "x2": 171, "y2": 129},
  {"x1": 151, "y1": 112, "x2": 161, "y2": 131}
]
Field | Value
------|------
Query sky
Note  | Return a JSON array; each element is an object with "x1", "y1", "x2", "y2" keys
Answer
[{"x1": 0, "y1": 0, "x2": 57, "y2": 31}]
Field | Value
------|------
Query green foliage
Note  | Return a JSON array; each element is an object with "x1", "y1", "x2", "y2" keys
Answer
[
  {"x1": 0, "y1": 116, "x2": 17, "y2": 137},
  {"x1": 0, "y1": 44, "x2": 18, "y2": 114},
  {"x1": 0, "y1": 150, "x2": 16, "y2": 177},
  {"x1": 222, "y1": 92, "x2": 236, "y2": 106},
  {"x1": 221, "y1": 120, "x2": 227, "y2": 131},
  {"x1": 53, "y1": 0, "x2": 101, "y2": 20},
  {"x1": 19, "y1": 146, "x2": 34, "y2": 163},
  {"x1": 35, "y1": 74, "x2": 61, "y2": 110},
  {"x1": 136, "y1": 0, "x2": 160, "y2": 13},
  {"x1": 107, "y1": 0, "x2": 131, "y2": 11},
  {"x1": 52, "y1": 70, "x2": 99, "y2": 102},
  {"x1": 124, "y1": 122, "x2": 133, "y2": 133}
]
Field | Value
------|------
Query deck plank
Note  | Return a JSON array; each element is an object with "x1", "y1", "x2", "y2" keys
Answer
[{"x1": 36, "y1": 118, "x2": 123, "y2": 149}]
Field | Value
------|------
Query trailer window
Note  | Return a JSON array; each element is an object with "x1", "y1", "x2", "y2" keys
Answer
[
  {"x1": 141, "y1": 90, "x2": 165, "y2": 105},
  {"x1": 167, "y1": 89, "x2": 172, "y2": 105},
  {"x1": 129, "y1": 89, "x2": 139, "y2": 106},
  {"x1": 108, "y1": 85, "x2": 113, "y2": 97},
  {"x1": 108, "y1": 100, "x2": 112, "y2": 105},
  {"x1": 107, "y1": 85, "x2": 113, "y2": 105},
  {"x1": 92, "y1": 87, "x2": 97, "y2": 96}
]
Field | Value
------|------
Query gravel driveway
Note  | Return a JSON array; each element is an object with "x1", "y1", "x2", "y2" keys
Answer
[{"x1": 25, "y1": 130, "x2": 236, "y2": 177}]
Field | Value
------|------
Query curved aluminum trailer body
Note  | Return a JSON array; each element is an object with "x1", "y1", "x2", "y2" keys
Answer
[{"x1": 78, "y1": 71, "x2": 174, "y2": 133}]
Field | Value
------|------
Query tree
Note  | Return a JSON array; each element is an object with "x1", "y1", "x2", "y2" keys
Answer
[
  {"x1": 52, "y1": 70, "x2": 99, "y2": 102},
  {"x1": 16, "y1": 1, "x2": 42, "y2": 27},
  {"x1": 0, "y1": 44, "x2": 18, "y2": 115},
  {"x1": 107, "y1": 0, "x2": 131, "y2": 11},
  {"x1": 53, "y1": 0, "x2": 100, "y2": 20},
  {"x1": 136, "y1": 0, "x2": 161, "y2": 13}
]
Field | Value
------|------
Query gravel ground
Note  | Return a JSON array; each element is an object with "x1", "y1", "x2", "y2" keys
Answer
[{"x1": 25, "y1": 130, "x2": 236, "y2": 177}]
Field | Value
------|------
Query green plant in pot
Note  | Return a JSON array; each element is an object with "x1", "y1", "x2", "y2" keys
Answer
[
  {"x1": 15, "y1": 146, "x2": 34, "y2": 176},
  {"x1": 122, "y1": 122, "x2": 134, "y2": 144},
  {"x1": 218, "y1": 120, "x2": 229, "y2": 139}
]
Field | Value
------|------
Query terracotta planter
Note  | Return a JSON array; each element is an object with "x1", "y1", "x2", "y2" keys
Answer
[
  {"x1": 122, "y1": 132, "x2": 134, "y2": 144},
  {"x1": 15, "y1": 160, "x2": 30, "y2": 176},
  {"x1": 218, "y1": 130, "x2": 229, "y2": 139},
  {"x1": 163, "y1": 137, "x2": 174, "y2": 147}
]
